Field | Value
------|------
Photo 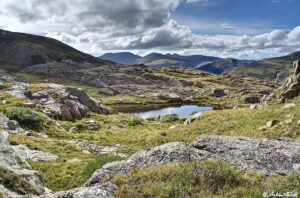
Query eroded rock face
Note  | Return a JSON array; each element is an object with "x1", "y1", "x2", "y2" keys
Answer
[{"x1": 87, "y1": 135, "x2": 300, "y2": 187}]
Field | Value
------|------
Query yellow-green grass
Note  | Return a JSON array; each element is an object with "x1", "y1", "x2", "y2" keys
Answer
[
  {"x1": 9, "y1": 135, "x2": 124, "y2": 192},
  {"x1": 113, "y1": 160, "x2": 300, "y2": 198}
]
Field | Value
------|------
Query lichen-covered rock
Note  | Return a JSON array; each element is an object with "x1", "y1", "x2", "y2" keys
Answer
[
  {"x1": 191, "y1": 135, "x2": 300, "y2": 175},
  {"x1": 37, "y1": 182, "x2": 116, "y2": 198},
  {"x1": 86, "y1": 142, "x2": 190, "y2": 186},
  {"x1": 12, "y1": 144, "x2": 58, "y2": 162},
  {"x1": 87, "y1": 135, "x2": 300, "y2": 187}
]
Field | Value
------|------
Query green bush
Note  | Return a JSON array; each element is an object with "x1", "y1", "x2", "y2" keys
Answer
[
  {"x1": 7, "y1": 107, "x2": 43, "y2": 130},
  {"x1": 128, "y1": 119, "x2": 143, "y2": 126}
]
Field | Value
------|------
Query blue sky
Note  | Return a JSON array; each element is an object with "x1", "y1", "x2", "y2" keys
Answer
[
  {"x1": 0, "y1": 0, "x2": 300, "y2": 59},
  {"x1": 174, "y1": 0, "x2": 298, "y2": 35}
]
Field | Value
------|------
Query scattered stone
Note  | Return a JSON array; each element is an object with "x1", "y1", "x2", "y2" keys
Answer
[
  {"x1": 259, "y1": 126, "x2": 268, "y2": 131},
  {"x1": 26, "y1": 131, "x2": 34, "y2": 136},
  {"x1": 87, "y1": 120, "x2": 100, "y2": 131},
  {"x1": 82, "y1": 150, "x2": 91, "y2": 155},
  {"x1": 7, "y1": 120, "x2": 19, "y2": 130},
  {"x1": 1, "y1": 100, "x2": 7, "y2": 104},
  {"x1": 169, "y1": 124, "x2": 180, "y2": 129},
  {"x1": 158, "y1": 92, "x2": 182, "y2": 102},
  {"x1": 67, "y1": 158, "x2": 81, "y2": 163},
  {"x1": 12, "y1": 144, "x2": 58, "y2": 162},
  {"x1": 266, "y1": 120, "x2": 279, "y2": 128},
  {"x1": 69, "y1": 126, "x2": 80, "y2": 133},
  {"x1": 250, "y1": 104, "x2": 260, "y2": 109},
  {"x1": 298, "y1": 120, "x2": 300, "y2": 126},
  {"x1": 243, "y1": 95, "x2": 260, "y2": 104},
  {"x1": 108, "y1": 125, "x2": 122, "y2": 130},
  {"x1": 211, "y1": 88, "x2": 226, "y2": 97},
  {"x1": 283, "y1": 103, "x2": 296, "y2": 109},
  {"x1": 285, "y1": 119, "x2": 293, "y2": 124}
]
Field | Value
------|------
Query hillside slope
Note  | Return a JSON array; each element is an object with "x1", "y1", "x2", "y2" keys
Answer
[
  {"x1": 100, "y1": 52, "x2": 141, "y2": 65},
  {"x1": 0, "y1": 29, "x2": 108, "y2": 71},
  {"x1": 227, "y1": 52, "x2": 300, "y2": 81}
]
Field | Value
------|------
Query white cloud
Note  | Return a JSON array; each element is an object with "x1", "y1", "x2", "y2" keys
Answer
[{"x1": 0, "y1": 0, "x2": 299, "y2": 59}]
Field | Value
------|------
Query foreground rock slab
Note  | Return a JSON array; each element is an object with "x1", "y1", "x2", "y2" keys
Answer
[
  {"x1": 87, "y1": 135, "x2": 300, "y2": 186},
  {"x1": 37, "y1": 182, "x2": 116, "y2": 198}
]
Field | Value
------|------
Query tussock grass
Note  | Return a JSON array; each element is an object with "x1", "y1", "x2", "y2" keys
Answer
[{"x1": 114, "y1": 160, "x2": 300, "y2": 198}]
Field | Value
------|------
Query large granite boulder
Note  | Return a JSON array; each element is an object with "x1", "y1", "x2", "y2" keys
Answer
[{"x1": 87, "y1": 135, "x2": 300, "y2": 186}]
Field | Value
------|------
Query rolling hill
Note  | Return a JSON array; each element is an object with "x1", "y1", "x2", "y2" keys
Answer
[{"x1": 227, "y1": 52, "x2": 300, "y2": 81}]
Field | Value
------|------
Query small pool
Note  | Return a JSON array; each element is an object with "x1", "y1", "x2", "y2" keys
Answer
[{"x1": 123, "y1": 105, "x2": 213, "y2": 119}]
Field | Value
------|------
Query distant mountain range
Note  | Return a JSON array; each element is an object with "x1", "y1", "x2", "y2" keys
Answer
[{"x1": 99, "y1": 52, "x2": 249, "y2": 74}]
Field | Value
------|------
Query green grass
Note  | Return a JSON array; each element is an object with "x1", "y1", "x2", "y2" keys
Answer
[
  {"x1": 113, "y1": 160, "x2": 300, "y2": 198},
  {"x1": 8, "y1": 135, "x2": 125, "y2": 192},
  {"x1": 0, "y1": 166, "x2": 39, "y2": 195}
]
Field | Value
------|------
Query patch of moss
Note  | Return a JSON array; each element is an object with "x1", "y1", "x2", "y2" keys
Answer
[{"x1": 0, "y1": 166, "x2": 38, "y2": 195}]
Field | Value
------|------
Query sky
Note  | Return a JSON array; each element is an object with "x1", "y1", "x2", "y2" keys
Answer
[{"x1": 0, "y1": 0, "x2": 300, "y2": 60}]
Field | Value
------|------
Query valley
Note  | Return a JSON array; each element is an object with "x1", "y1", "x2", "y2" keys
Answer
[{"x1": 0, "y1": 29, "x2": 299, "y2": 198}]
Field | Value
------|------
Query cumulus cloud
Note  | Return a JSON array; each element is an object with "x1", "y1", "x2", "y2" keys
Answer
[{"x1": 0, "y1": 0, "x2": 299, "y2": 59}]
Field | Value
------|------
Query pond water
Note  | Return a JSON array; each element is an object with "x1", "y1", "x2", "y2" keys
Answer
[{"x1": 116, "y1": 104, "x2": 213, "y2": 119}]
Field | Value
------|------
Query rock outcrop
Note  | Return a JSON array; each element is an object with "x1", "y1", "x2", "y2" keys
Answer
[
  {"x1": 263, "y1": 60, "x2": 300, "y2": 103},
  {"x1": 37, "y1": 182, "x2": 116, "y2": 198},
  {"x1": 6, "y1": 83, "x2": 110, "y2": 121},
  {"x1": 86, "y1": 135, "x2": 300, "y2": 186},
  {"x1": 0, "y1": 114, "x2": 48, "y2": 196}
]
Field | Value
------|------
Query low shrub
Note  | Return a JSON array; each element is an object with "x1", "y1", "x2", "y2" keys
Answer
[
  {"x1": 7, "y1": 107, "x2": 43, "y2": 130},
  {"x1": 128, "y1": 119, "x2": 143, "y2": 126}
]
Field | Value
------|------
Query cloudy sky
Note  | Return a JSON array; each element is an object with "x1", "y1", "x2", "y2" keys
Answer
[{"x1": 0, "y1": 0, "x2": 300, "y2": 59}]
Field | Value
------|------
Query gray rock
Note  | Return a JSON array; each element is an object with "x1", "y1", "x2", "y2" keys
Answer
[
  {"x1": 7, "y1": 120, "x2": 19, "y2": 130},
  {"x1": 69, "y1": 126, "x2": 80, "y2": 133},
  {"x1": 37, "y1": 182, "x2": 116, "y2": 198},
  {"x1": 87, "y1": 135, "x2": 300, "y2": 186},
  {"x1": 12, "y1": 144, "x2": 58, "y2": 162},
  {"x1": 266, "y1": 120, "x2": 279, "y2": 128},
  {"x1": 211, "y1": 88, "x2": 226, "y2": 97},
  {"x1": 243, "y1": 95, "x2": 261, "y2": 104},
  {"x1": 191, "y1": 135, "x2": 300, "y2": 175},
  {"x1": 87, "y1": 142, "x2": 190, "y2": 186}
]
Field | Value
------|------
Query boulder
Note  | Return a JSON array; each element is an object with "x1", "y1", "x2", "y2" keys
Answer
[
  {"x1": 37, "y1": 182, "x2": 116, "y2": 198},
  {"x1": 69, "y1": 126, "x2": 80, "y2": 133},
  {"x1": 87, "y1": 135, "x2": 300, "y2": 186},
  {"x1": 211, "y1": 88, "x2": 226, "y2": 97},
  {"x1": 243, "y1": 95, "x2": 260, "y2": 104},
  {"x1": 12, "y1": 144, "x2": 58, "y2": 162},
  {"x1": 7, "y1": 120, "x2": 19, "y2": 130}
]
